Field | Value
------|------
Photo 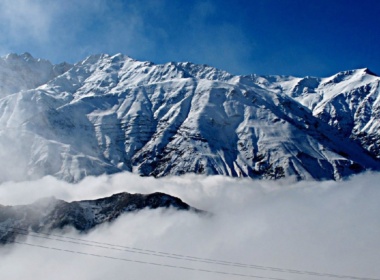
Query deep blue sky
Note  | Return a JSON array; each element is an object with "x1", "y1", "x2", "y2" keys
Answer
[{"x1": 0, "y1": 0, "x2": 379, "y2": 77}]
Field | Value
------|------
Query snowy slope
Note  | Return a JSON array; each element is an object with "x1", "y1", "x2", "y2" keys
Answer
[
  {"x1": 0, "y1": 53, "x2": 379, "y2": 182},
  {"x1": 242, "y1": 69, "x2": 380, "y2": 158},
  {"x1": 0, "y1": 53, "x2": 71, "y2": 99}
]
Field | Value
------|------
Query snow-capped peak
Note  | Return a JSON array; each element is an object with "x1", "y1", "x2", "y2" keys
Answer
[{"x1": 0, "y1": 53, "x2": 379, "y2": 182}]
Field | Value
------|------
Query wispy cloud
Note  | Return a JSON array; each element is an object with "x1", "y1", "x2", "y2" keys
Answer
[
  {"x1": 127, "y1": 0, "x2": 255, "y2": 74},
  {"x1": 0, "y1": 0, "x2": 58, "y2": 44},
  {"x1": 0, "y1": 0, "x2": 136, "y2": 61},
  {"x1": 1, "y1": 0, "x2": 380, "y2": 76},
  {"x1": 183, "y1": 1, "x2": 255, "y2": 74},
  {"x1": 0, "y1": 0, "x2": 254, "y2": 74}
]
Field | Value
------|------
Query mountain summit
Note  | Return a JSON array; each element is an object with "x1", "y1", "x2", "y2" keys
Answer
[{"x1": 0, "y1": 53, "x2": 379, "y2": 182}]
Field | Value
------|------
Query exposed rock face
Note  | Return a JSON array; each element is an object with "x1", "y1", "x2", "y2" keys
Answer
[
  {"x1": 0, "y1": 192, "x2": 202, "y2": 244},
  {"x1": 0, "y1": 53, "x2": 379, "y2": 182}
]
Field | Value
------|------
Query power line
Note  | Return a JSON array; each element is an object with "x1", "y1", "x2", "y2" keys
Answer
[
  {"x1": 1, "y1": 225, "x2": 379, "y2": 280},
  {"x1": 12, "y1": 240, "x2": 287, "y2": 280}
]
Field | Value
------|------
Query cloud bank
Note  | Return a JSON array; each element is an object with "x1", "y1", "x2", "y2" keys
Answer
[{"x1": 1, "y1": 172, "x2": 380, "y2": 280}]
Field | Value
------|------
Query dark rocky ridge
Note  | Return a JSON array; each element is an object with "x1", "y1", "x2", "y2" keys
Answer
[{"x1": 0, "y1": 192, "x2": 203, "y2": 244}]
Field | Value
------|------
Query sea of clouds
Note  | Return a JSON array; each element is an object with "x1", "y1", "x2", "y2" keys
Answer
[{"x1": 1, "y1": 172, "x2": 380, "y2": 280}]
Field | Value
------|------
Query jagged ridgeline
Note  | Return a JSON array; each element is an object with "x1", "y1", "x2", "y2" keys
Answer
[
  {"x1": 0, "y1": 53, "x2": 379, "y2": 182},
  {"x1": 0, "y1": 192, "x2": 204, "y2": 244}
]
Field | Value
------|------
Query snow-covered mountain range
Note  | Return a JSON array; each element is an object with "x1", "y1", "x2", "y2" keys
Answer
[
  {"x1": 0, "y1": 191, "x2": 201, "y2": 244},
  {"x1": 0, "y1": 53, "x2": 379, "y2": 182}
]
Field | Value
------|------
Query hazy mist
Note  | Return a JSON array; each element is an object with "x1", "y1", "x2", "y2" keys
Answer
[{"x1": 1, "y1": 172, "x2": 380, "y2": 280}]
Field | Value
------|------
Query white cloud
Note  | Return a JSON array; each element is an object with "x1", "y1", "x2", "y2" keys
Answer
[
  {"x1": 1, "y1": 172, "x2": 380, "y2": 280},
  {"x1": 0, "y1": 0, "x2": 58, "y2": 43}
]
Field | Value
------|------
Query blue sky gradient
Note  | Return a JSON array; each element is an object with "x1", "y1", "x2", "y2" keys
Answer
[{"x1": 0, "y1": 0, "x2": 379, "y2": 77}]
